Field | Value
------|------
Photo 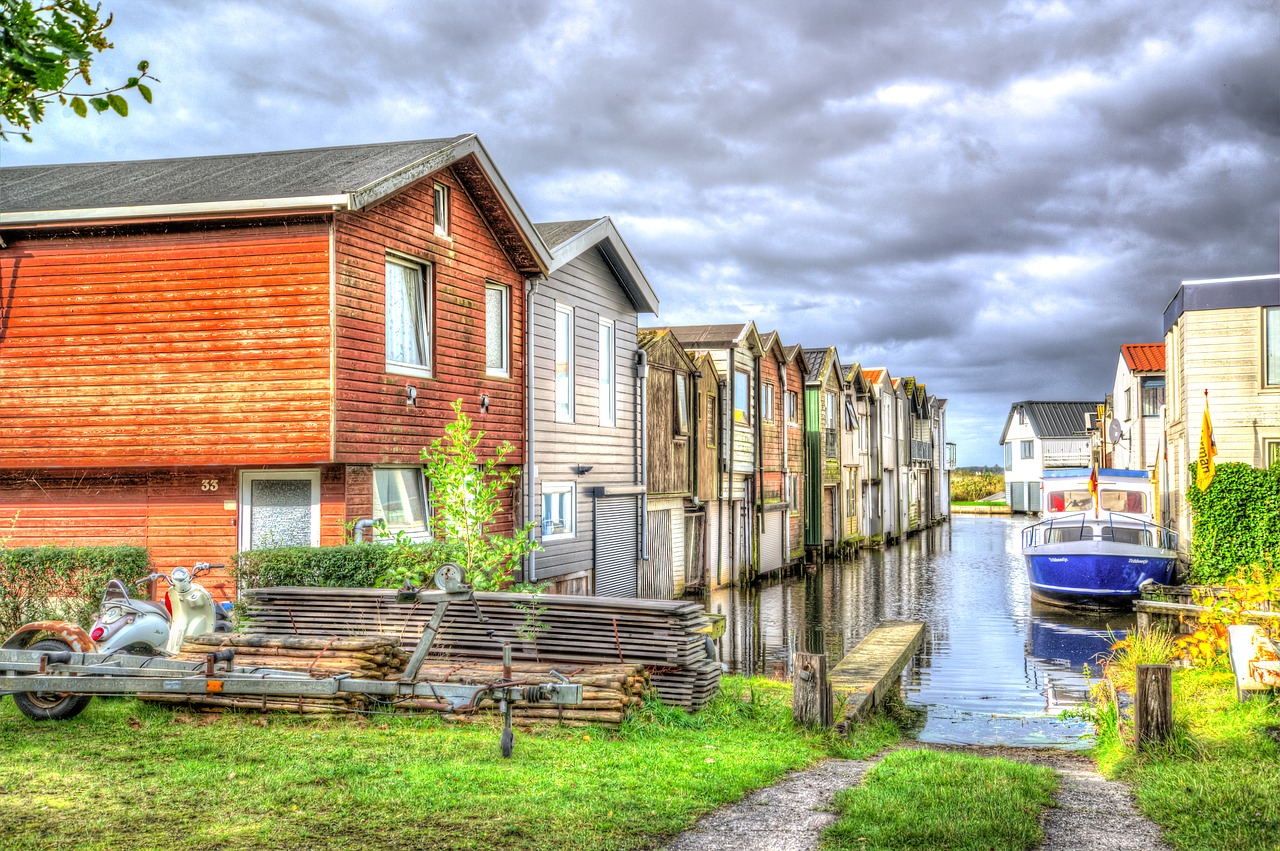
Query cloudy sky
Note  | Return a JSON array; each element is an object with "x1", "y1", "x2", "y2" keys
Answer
[{"x1": 3, "y1": 0, "x2": 1277, "y2": 465}]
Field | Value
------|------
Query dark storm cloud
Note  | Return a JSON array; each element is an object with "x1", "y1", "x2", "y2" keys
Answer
[{"x1": 3, "y1": 0, "x2": 1277, "y2": 464}]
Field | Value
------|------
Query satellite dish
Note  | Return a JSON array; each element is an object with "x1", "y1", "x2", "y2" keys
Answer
[{"x1": 1107, "y1": 418, "x2": 1123, "y2": 443}]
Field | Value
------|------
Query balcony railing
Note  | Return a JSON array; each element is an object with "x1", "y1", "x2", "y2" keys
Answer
[{"x1": 911, "y1": 439, "x2": 932, "y2": 464}]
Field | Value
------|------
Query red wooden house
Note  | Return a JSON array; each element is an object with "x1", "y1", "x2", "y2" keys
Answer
[{"x1": 0, "y1": 136, "x2": 550, "y2": 599}]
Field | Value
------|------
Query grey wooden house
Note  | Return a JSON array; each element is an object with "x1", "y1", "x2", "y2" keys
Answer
[{"x1": 528, "y1": 218, "x2": 659, "y2": 595}]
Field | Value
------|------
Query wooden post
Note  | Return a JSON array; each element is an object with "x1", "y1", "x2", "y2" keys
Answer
[
  {"x1": 1134, "y1": 664, "x2": 1173, "y2": 748},
  {"x1": 792, "y1": 651, "x2": 832, "y2": 728}
]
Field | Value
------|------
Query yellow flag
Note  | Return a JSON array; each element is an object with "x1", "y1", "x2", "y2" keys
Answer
[{"x1": 1196, "y1": 398, "x2": 1217, "y2": 491}]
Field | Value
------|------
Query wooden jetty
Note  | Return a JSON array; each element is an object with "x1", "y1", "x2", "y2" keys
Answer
[{"x1": 828, "y1": 620, "x2": 925, "y2": 728}]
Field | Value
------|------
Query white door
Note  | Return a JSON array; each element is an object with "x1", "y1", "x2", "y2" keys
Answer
[{"x1": 238, "y1": 470, "x2": 321, "y2": 551}]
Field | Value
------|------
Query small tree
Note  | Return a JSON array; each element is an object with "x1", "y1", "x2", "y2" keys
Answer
[{"x1": 415, "y1": 399, "x2": 537, "y2": 591}]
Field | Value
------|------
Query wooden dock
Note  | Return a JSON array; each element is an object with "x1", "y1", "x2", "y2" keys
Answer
[{"x1": 829, "y1": 620, "x2": 926, "y2": 725}]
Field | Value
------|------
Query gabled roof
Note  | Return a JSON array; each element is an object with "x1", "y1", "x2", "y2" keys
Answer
[
  {"x1": 1120, "y1": 343, "x2": 1164, "y2": 373},
  {"x1": 758, "y1": 331, "x2": 788, "y2": 365},
  {"x1": 639, "y1": 328, "x2": 696, "y2": 372},
  {"x1": 656, "y1": 322, "x2": 763, "y2": 357},
  {"x1": 1002, "y1": 401, "x2": 1102, "y2": 443},
  {"x1": 802, "y1": 347, "x2": 845, "y2": 389},
  {"x1": 782, "y1": 344, "x2": 808, "y2": 374},
  {"x1": 862, "y1": 368, "x2": 886, "y2": 385},
  {"x1": 844, "y1": 363, "x2": 868, "y2": 392},
  {"x1": 1, "y1": 135, "x2": 551, "y2": 273},
  {"x1": 536, "y1": 217, "x2": 658, "y2": 314}
]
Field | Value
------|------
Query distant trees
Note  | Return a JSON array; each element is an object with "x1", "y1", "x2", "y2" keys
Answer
[{"x1": 1, "y1": 0, "x2": 154, "y2": 142}]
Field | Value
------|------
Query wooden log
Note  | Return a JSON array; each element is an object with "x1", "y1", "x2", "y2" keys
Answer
[
  {"x1": 1134, "y1": 664, "x2": 1173, "y2": 748},
  {"x1": 792, "y1": 651, "x2": 832, "y2": 728}
]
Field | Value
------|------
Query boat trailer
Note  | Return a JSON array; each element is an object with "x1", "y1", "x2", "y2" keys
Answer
[{"x1": 0, "y1": 565, "x2": 582, "y2": 758}]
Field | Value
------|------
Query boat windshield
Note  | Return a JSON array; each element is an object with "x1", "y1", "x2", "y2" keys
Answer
[{"x1": 1045, "y1": 488, "x2": 1148, "y2": 514}]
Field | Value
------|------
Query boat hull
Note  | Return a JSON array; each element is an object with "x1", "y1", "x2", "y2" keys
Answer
[{"x1": 1024, "y1": 543, "x2": 1176, "y2": 608}]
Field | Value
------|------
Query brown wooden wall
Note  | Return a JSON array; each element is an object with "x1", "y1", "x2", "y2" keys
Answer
[
  {"x1": 333, "y1": 169, "x2": 526, "y2": 466},
  {"x1": 645, "y1": 358, "x2": 692, "y2": 496},
  {"x1": 0, "y1": 465, "x2": 349, "y2": 600},
  {"x1": 0, "y1": 221, "x2": 333, "y2": 468},
  {"x1": 695, "y1": 361, "x2": 719, "y2": 503},
  {"x1": 784, "y1": 356, "x2": 805, "y2": 555},
  {"x1": 759, "y1": 352, "x2": 785, "y2": 504}
]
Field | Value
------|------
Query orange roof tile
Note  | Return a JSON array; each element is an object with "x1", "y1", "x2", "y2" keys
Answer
[
  {"x1": 862, "y1": 368, "x2": 886, "y2": 383},
  {"x1": 1121, "y1": 343, "x2": 1165, "y2": 373}
]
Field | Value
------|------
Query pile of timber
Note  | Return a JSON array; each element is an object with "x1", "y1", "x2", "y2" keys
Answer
[
  {"x1": 138, "y1": 633, "x2": 407, "y2": 714},
  {"x1": 239, "y1": 587, "x2": 721, "y2": 711},
  {"x1": 407, "y1": 661, "x2": 649, "y2": 729}
]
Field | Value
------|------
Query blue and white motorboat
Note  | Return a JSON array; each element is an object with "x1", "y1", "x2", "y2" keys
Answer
[{"x1": 1021, "y1": 469, "x2": 1178, "y2": 608}]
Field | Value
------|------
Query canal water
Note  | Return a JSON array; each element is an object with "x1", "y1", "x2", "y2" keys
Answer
[{"x1": 706, "y1": 515, "x2": 1134, "y2": 747}]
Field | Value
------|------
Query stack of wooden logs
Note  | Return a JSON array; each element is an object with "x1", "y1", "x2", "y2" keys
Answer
[
  {"x1": 407, "y1": 661, "x2": 649, "y2": 729},
  {"x1": 138, "y1": 633, "x2": 408, "y2": 714}
]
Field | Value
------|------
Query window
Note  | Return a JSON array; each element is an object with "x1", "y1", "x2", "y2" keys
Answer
[
  {"x1": 433, "y1": 183, "x2": 449, "y2": 236},
  {"x1": 844, "y1": 397, "x2": 857, "y2": 431},
  {"x1": 373, "y1": 467, "x2": 430, "y2": 539},
  {"x1": 825, "y1": 392, "x2": 836, "y2": 428},
  {"x1": 1141, "y1": 377, "x2": 1165, "y2": 417},
  {"x1": 762, "y1": 383, "x2": 775, "y2": 421},
  {"x1": 385, "y1": 257, "x2": 431, "y2": 376},
  {"x1": 541, "y1": 483, "x2": 575, "y2": 540},
  {"x1": 734, "y1": 370, "x2": 751, "y2": 424},
  {"x1": 555, "y1": 305, "x2": 574, "y2": 423},
  {"x1": 847, "y1": 486, "x2": 856, "y2": 515},
  {"x1": 707, "y1": 397, "x2": 717, "y2": 447},
  {"x1": 786, "y1": 391, "x2": 799, "y2": 424},
  {"x1": 485, "y1": 283, "x2": 509, "y2": 377},
  {"x1": 238, "y1": 470, "x2": 320, "y2": 551},
  {"x1": 1124, "y1": 388, "x2": 1132, "y2": 419},
  {"x1": 1004, "y1": 442, "x2": 1013, "y2": 469},
  {"x1": 785, "y1": 475, "x2": 799, "y2": 511},
  {"x1": 1265, "y1": 440, "x2": 1280, "y2": 468},
  {"x1": 674, "y1": 372, "x2": 690, "y2": 436},
  {"x1": 598, "y1": 319, "x2": 615, "y2": 426},
  {"x1": 1021, "y1": 440, "x2": 1034, "y2": 459},
  {"x1": 1266, "y1": 307, "x2": 1280, "y2": 387}
]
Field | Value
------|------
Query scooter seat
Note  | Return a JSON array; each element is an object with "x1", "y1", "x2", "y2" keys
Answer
[{"x1": 133, "y1": 599, "x2": 171, "y2": 619}]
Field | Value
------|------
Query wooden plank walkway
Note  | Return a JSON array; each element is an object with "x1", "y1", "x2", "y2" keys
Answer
[{"x1": 830, "y1": 620, "x2": 925, "y2": 725}]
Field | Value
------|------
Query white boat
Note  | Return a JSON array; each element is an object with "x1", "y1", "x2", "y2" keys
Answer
[{"x1": 1021, "y1": 469, "x2": 1177, "y2": 608}]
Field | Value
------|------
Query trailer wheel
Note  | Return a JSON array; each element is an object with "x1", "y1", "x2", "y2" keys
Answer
[
  {"x1": 500, "y1": 728, "x2": 514, "y2": 759},
  {"x1": 12, "y1": 639, "x2": 92, "y2": 721}
]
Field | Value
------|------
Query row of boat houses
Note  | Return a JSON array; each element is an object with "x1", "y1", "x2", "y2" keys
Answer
[{"x1": 0, "y1": 135, "x2": 952, "y2": 601}]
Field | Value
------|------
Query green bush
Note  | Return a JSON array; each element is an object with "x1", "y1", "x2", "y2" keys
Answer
[
  {"x1": 230, "y1": 539, "x2": 465, "y2": 590},
  {"x1": 0, "y1": 545, "x2": 151, "y2": 637},
  {"x1": 1186, "y1": 462, "x2": 1280, "y2": 583},
  {"x1": 950, "y1": 471, "x2": 1005, "y2": 503}
]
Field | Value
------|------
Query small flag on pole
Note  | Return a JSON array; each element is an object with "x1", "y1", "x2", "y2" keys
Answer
[
  {"x1": 1196, "y1": 391, "x2": 1217, "y2": 492},
  {"x1": 1088, "y1": 466, "x2": 1099, "y2": 517}
]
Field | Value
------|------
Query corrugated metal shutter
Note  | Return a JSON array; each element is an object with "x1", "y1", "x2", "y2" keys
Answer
[
  {"x1": 1028, "y1": 481, "x2": 1043, "y2": 512},
  {"x1": 759, "y1": 511, "x2": 784, "y2": 573},
  {"x1": 638, "y1": 509, "x2": 674, "y2": 599},
  {"x1": 1011, "y1": 482, "x2": 1026, "y2": 512},
  {"x1": 594, "y1": 496, "x2": 638, "y2": 597}
]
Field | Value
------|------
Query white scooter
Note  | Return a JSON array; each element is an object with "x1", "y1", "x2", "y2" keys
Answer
[{"x1": 90, "y1": 563, "x2": 231, "y2": 655}]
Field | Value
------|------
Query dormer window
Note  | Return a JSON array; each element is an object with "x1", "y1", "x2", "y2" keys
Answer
[{"x1": 433, "y1": 183, "x2": 450, "y2": 237}]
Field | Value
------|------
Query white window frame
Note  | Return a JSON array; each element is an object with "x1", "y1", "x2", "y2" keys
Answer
[
  {"x1": 674, "y1": 372, "x2": 690, "y2": 437},
  {"x1": 825, "y1": 392, "x2": 836, "y2": 429},
  {"x1": 384, "y1": 254, "x2": 432, "y2": 378},
  {"x1": 762, "y1": 383, "x2": 775, "y2": 421},
  {"x1": 1264, "y1": 439, "x2": 1280, "y2": 469},
  {"x1": 238, "y1": 469, "x2": 321, "y2": 552},
  {"x1": 1021, "y1": 440, "x2": 1034, "y2": 460},
  {"x1": 734, "y1": 370, "x2": 751, "y2": 425},
  {"x1": 1140, "y1": 377, "x2": 1165, "y2": 418},
  {"x1": 785, "y1": 390, "x2": 799, "y2": 425},
  {"x1": 433, "y1": 183, "x2": 450, "y2": 237},
  {"x1": 599, "y1": 318, "x2": 616, "y2": 427},
  {"x1": 1265, "y1": 306, "x2": 1280, "y2": 388},
  {"x1": 555, "y1": 305, "x2": 575, "y2": 423},
  {"x1": 372, "y1": 466, "x2": 431, "y2": 541},
  {"x1": 485, "y1": 282, "x2": 510, "y2": 377},
  {"x1": 541, "y1": 482, "x2": 576, "y2": 541}
]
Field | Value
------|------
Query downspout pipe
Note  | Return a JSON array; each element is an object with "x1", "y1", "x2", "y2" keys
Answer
[
  {"x1": 637, "y1": 349, "x2": 649, "y2": 561},
  {"x1": 525, "y1": 275, "x2": 543, "y2": 583}
]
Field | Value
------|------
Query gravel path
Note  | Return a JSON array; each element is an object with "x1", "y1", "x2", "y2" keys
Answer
[{"x1": 660, "y1": 744, "x2": 1172, "y2": 851}]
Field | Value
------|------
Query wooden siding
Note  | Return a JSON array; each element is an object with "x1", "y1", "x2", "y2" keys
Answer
[
  {"x1": 0, "y1": 465, "x2": 349, "y2": 600},
  {"x1": 333, "y1": 170, "x2": 525, "y2": 466},
  {"x1": 695, "y1": 362, "x2": 720, "y2": 504},
  {"x1": 645, "y1": 334, "x2": 693, "y2": 497},
  {"x1": 0, "y1": 222, "x2": 333, "y2": 467},
  {"x1": 759, "y1": 352, "x2": 785, "y2": 505},
  {"x1": 784, "y1": 356, "x2": 805, "y2": 559},
  {"x1": 531, "y1": 249, "x2": 641, "y2": 579}
]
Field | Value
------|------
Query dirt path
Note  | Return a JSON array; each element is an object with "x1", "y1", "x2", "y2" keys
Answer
[{"x1": 660, "y1": 744, "x2": 1172, "y2": 851}]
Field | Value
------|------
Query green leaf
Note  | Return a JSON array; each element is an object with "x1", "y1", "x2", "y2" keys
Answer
[
  {"x1": 137, "y1": 83, "x2": 152, "y2": 104},
  {"x1": 70, "y1": 96, "x2": 87, "y2": 118},
  {"x1": 137, "y1": 60, "x2": 150, "y2": 73},
  {"x1": 126, "y1": 77, "x2": 139, "y2": 88},
  {"x1": 88, "y1": 97, "x2": 110, "y2": 113},
  {"x1": 107, "y1": 93, "x2": 127, "y2": 116}
]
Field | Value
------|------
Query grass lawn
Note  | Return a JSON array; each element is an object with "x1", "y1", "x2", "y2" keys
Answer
[
  {"x1": 1093, "y1": 668, "x2": 1280, "y2": 851},
  {"x1": 823, "y1": 749, "x2": 1058, "y2": 851},
  {"x1": 0, "y1": 676, "x2": 899, "y2": 850}
]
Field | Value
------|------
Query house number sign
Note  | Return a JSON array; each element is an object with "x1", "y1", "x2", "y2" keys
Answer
[{"x1": 201, "y1": 479, "x2": 220, "y2": 492}]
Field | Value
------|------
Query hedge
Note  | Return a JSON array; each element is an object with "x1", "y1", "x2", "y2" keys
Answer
[
  {"x1": 0, "y1": 545, "x2": 152, "y2": 638},
  {"x1": 1186, "y1": 461, "x2": 1280, "y2": 583},
  {"x1": 230, "y1": 539, "x2": 467, "y2": 591}
]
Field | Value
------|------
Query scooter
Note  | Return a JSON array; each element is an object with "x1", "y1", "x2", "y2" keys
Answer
[{"x1": 90, "y1": 563, "x2": 232, "y2": 655}]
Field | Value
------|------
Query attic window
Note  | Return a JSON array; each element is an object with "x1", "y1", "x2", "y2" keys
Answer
[
  {"x1": 1018, "y1": 408, "x2": 1026, "y2": 424},
  {"x1": 433, "y1": 183, "x2": 450, "y2": 236}
]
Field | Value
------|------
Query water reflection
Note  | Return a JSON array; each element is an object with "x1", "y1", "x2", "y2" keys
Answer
[{"x1": 706, "y1": 516, "x2": 1132, "y2": 747}]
